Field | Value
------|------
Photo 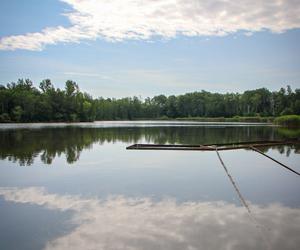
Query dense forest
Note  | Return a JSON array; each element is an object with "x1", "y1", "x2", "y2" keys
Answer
[{"x1": 0, "y1": 79, "x2": 299, "y2": 122}]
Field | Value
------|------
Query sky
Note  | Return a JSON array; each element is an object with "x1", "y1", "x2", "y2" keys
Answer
[{"x1": 0, "y1": 0, "x2": 300, "y2": 98}]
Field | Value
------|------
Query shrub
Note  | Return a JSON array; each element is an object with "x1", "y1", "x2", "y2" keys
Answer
[
  {"x1": 274, "y1": 115, "x2": 300, "y2": 127},
  {"x1": 0, "y1": 113, "x2": 11, "y2": 122}
]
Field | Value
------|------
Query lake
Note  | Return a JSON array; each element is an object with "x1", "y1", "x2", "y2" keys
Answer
[{"x1": 0, "y1": 121, "x2": 300, "y2": 250}]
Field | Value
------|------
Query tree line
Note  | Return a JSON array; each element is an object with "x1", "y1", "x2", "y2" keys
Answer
[
  {"x1": 0, "y1": 79, "x2": 95, "y2": 122},
  {"x1": 0, "y1": 79, "x2": 299, "y2": 122}
]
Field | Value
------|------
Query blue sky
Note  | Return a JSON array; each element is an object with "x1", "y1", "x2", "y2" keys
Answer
[{"x1": 0, "y1": 0, "x2": 300, "y2": 98}]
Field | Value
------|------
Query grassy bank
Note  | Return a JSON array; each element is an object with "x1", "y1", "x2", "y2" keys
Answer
[
  {"x1": 274, "y1": 115, "x2": 300, "y2": 128},
  {"x1": 173, "y1": 116, "x2": 275, "y2": 123}
]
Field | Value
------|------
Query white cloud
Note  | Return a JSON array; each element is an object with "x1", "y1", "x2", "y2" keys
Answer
[
  {"x1": 1, "y1": 187, "x2": 300, "y2": 250},
  {"x1": 63, "y1": 71, "x2": 112, "y2": 79},
  {"x1": 0, "y1": 0, "x2": 300, "y2": 51}
]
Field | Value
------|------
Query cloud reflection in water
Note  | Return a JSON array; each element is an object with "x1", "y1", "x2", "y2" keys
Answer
[{"x1": 0, "y1": 187, "x2": 299, "y2": 250}]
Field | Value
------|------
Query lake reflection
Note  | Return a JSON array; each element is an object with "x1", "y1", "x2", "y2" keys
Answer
[
  {"x1": 0, "y1": 122, "x2": 299, "y2": 250},
  {"x1": 1, "y1": 187, "x2": 300, "y2": 250},
  {"x1": 0, "y1": 122, "x2": 299, "y2": 166}
]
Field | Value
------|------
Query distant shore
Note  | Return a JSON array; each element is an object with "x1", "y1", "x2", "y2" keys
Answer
[
  {"x1": 1, "y1": 115, "x2": 300, "y2": 128},
  {"x1": 163, "y1": 116, "x2": 274, "y2": 123},
  {"x1": 0, "y1": 117, "x2": 274, "y2": 124},
  {"x1": 151, "y1": 115, "x2": 300, "y2": 127}
]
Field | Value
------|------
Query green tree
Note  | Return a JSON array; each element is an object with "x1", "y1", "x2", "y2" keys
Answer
[{"x1": 12, "y1": 106, "x2": 23, "y2": 122}]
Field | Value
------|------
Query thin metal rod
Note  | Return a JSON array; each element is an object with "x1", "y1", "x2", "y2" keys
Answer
[
  {"x1": 215, "y1": 148, "x2": 251, "y2": 214},
  {"x1": 216, "y1": 148, "x2": 272, "y2": 249},
  {"x1": 250, "y1": 146, "x2": 300, "y2": 176}
]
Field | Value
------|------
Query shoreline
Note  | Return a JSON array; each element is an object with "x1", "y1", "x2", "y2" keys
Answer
[
  {"x1": 0, "y1": 120, "x2": 276, "y2": 130},
  {"x1": 0, "y1": 116, "x2": 275, "y2": 124},
  {"x1": 1, "y1": 115, "x2": 299, "y2": 128}
]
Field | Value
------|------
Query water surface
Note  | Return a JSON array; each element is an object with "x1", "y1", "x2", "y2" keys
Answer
[{"x1": 0, "y1": 121, "x2": 299, "y2": 250}]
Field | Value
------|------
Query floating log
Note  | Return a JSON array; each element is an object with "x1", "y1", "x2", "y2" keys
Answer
[
  {"x1": 126, "y1": 139, "x2": 300, "y2": 177},
  {"x1": 126, "y1": 139, "x2": 300, "y2": 151}
]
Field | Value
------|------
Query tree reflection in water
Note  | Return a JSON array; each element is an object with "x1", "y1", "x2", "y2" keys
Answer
[{"x1": 0, "y1": 126, "x2": 299, "y2": 166}]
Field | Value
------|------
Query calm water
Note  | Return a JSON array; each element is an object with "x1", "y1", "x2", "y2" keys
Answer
[{"x1": 0, "y1": 121, "x2": 299, "y2": 250}]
